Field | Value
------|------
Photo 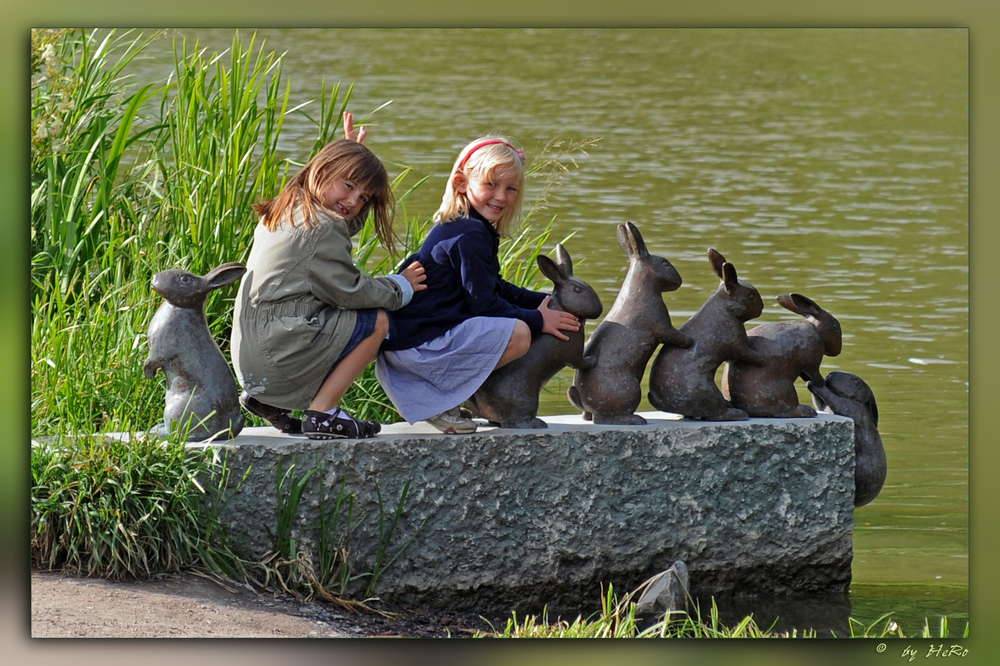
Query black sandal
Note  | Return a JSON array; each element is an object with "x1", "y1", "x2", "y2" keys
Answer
[
  {"x1": 301, "y1": 409, "x2": 381, "y2": 440},
  {"x1": 239, "y1": 392, "x2": 302, "y2": 434}
]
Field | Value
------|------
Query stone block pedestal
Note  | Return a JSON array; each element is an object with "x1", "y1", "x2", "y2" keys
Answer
[{"x1": 194, "y1": 412, "x2": 855, "y2": 615}]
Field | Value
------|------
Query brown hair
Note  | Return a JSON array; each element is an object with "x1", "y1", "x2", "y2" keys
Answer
[{"x1": 254, "y1": 140, "x2": 396, "y2": 249}]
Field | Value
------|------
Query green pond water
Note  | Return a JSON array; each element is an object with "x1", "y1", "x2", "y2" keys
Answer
[{"x1": 136, "y1": 28, "x2": 968, "y2": 635}]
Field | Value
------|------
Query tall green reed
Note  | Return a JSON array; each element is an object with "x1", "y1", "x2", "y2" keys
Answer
[
  {"x1": 31, "y1": 429, "x2": 244, "y2": 580},
  {"x1": 154, "y1": 31, "x2": 357, "y2": 339},
  {"x1": 31, "y1": 29, "x2": 163, "y2": 299},
  {"x1": 158, "y1": 32, "x2": 291, "y2": 271},
  {"x1": 31, "y1": 258, "x2": 161, "y2": 433}
]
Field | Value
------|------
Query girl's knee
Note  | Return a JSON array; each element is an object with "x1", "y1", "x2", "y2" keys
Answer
[
  {"x1": 509, "y1": 320, "x2": 531, "y2": 357},
  {"x1": 373, "y1": 310, "x2": 390, "y2": 339}
]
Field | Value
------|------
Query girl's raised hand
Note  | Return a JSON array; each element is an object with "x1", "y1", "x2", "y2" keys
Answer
[
  {"x1": 401, "y1": 261, "x2": 427, "y2": 292},
  {"x1": 538, "y1": 296, "x2": 579, "y2": 341},
  {"x1": 343, "y1": 112, "x2": 368, "y2": 144}
]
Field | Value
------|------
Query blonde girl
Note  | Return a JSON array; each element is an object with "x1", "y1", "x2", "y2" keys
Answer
[
  {"x1": 375, "y1": 136, "x2": 578, "y2": 433},
  {"x1": 232, "y1": 113, "x2": 425, "y2": 439}
]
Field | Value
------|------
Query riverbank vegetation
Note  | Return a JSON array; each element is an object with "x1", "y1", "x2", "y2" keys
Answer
[
  {"x1": 29, "y1": 28, "x2": 965, "y2": 638},
  {"x1": 479, "y1": 584, "x2": 968, "y2": 639}
]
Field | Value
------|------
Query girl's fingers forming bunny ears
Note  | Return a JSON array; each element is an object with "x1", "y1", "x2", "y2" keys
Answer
[{"x1": 343, "y1": 112, "x2": 367, "y2": 144}]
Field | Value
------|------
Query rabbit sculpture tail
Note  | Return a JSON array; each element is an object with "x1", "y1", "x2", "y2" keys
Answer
[
  {"x1": 466, "y1": 244, "x2": 603, "y2": 429},
  {"x1": 808, "y1": 371, "x2": 886, "y2": 507},
  {"x1": 144, "y1": 262, "x2": 247, "y2": 441}
]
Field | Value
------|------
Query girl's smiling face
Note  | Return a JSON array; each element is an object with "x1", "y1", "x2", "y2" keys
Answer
[
  {"x1": 457, "y1": 168, "x2": 521, "y2": 224},
  {"x1": 321, "y1": 178, "x2": 370, "y2": 219}
]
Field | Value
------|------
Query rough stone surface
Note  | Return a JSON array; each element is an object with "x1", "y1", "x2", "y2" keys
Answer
[{"x1": 193, "y1": 412, "x2": 855, "y2": 615}]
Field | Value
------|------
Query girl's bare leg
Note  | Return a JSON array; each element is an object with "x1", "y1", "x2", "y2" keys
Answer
[
  {"x1": 309, "y1": 310, "x2": 389, "y2": 413},
  {"x1": 494, "y1": 320, "x2": 531, "y2": 369}
]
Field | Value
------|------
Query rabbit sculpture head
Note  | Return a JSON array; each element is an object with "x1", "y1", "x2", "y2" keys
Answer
[
  {"x1": 617, "y1": 221, "x2": 683, "y2": 298},
  {"x1": 151, "y1": 264, "x2": 245, "y2": 309},
  {"x1": 812, "y1": 371, "x2": 878, "y2": 425},
  {"x1": 539, "y1": 244, "x2": 604, "y2": 321},
  {"x1": 777, "y1": 293, "x2": 842, "y2": 358},
  {"x1": 708, "y1": 248, "x2": 764, "y2": 323}
]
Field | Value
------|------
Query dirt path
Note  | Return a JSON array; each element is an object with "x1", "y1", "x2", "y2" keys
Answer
[{"x1": 30, "y1": 569, "x2": 492, "y2": 639}]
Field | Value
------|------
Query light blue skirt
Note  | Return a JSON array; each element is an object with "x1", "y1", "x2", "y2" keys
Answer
[{"x1": 376, "y1": 316, "x2": 517, "y2": 423}]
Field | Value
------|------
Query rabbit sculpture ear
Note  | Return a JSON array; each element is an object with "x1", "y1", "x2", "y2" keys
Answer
[
  {"x1": 617, "y1": 224, "x2": 633, "y2": 257},
  {"x1": 537, "y1": 251, "x2": 570, "y2": 285},
  {"x1": 708, "y1": 248, "x2": 727, "y2": 279},
  {"x1": 205, "y1": 262, "x2": 248, "y2": 290},
  {"x1": 778, "y1": 293, "x2": 821, "y2": 318},
  {"x1": 554, "y1": 243, "x2": 574, "y2": 275},
  {"x1": 863, "y1": 387, "x2": 879, "y2": 426},
  {"x1": 721, "y1": 262, "x2": 740, "y2": 294},
  {"x1": 619, "y1": 221, "x2": 650, "y2": 259}
]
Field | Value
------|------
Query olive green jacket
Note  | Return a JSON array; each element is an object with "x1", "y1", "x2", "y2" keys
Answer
[{"x1": 231, "y1": 209, "x2": 407, "y2": 409}]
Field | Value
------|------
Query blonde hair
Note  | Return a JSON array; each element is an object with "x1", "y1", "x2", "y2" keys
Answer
[
  {"x1": 254, "y1": 140, "x2": 396, "y2": 250},
  {"x1": 433, "y1": 136, "x2": 526, "y2": 237}
]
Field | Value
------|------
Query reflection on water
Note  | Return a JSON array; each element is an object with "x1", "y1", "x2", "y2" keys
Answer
[{"x1": 137, "y1": 28, "x2": 968, "y2": 634}]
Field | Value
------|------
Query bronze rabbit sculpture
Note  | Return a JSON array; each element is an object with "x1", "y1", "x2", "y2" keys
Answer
[
  {"x1": 808, "y1": 371, "x2": 886, "y2": 507},
  {"x1": 722, "y1": 293, "x2": 842, "y2": 418},
  {"x1": 466, "y1": 244, "x2": 603, "y2": 429},
  {"x1": 648, "y1": 249, "x2": 765, "y2": 421},
  {"x1": 568, "y1": 221, "x2": 691, "y2": 424},
  {"x1": 144, "y1": 262, "x2": 247, "y2": 441}
]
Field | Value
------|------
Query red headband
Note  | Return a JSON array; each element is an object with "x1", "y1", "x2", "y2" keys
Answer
[{"x1": 457, "y1": 139, "x2": 526, "y2": 171}]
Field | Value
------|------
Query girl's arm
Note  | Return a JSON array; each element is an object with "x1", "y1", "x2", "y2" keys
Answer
[
  {"x1": 497, "y1": 278, "x2": 546, "y2": 310},
  {"x1": 452, "y1": 227, "x2": 544, "y2": 331},
  {"x1": 310, "y1": 217, "x2": 414, "y2": 310},
  {"x1": 341, "y1": 112, "x2": 370, "y2": 236}
]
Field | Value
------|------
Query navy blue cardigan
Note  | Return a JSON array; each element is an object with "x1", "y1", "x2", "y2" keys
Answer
[{"x1": 382, "y1": 210, "x2": 546, "y2": 352}]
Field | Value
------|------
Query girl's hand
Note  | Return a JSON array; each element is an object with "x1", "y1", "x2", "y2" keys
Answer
[
  {"x1": 401, "y1": 261, "x2": 427, "y2": 292},
  {"x1": 343, "y1": 112, "x2": 367, "y2": 144},
  {"x1": 538, "y1": 296, "x2": 579, "y2": 341}
]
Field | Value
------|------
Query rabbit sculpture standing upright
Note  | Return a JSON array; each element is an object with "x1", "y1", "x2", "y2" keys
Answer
[
  {"x1": 648, "y1": 249, "x2": 766, "y2": 421},
  {"x1": 465, "y1": 244, "x2": 603, "y2": 429},
  {"x1": 722, "y1": 293, "x2": 843, "y2": 418},
  {"x1": 808, "y1": 371, "x2": 886, "y2": 507},
  {"x1": 568, "y1": 221, "x2": 691, "y2": 424},
  {"x1": 144, "y1": 262, "x2": 247, "y2": 441}
]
